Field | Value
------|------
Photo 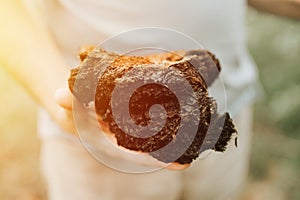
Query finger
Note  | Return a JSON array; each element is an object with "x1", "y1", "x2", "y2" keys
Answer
[
  {"x1": 55, "y1": 107, "x2": 78, "y2": 135},
  {"x1": 166, "y1": 163, "x2": 190, "y2": 170},
  {"x1": 55, "y1": 87, "x2": 73, "y2": 111}
]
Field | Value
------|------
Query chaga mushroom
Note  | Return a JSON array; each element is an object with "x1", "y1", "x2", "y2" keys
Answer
[{"x1": 68, "y1": 46, "x2": 237, "y2": 165}]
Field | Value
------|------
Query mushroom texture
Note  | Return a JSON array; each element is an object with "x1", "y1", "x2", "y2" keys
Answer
[{"x1": 68, "y1": 47, "x2": 237, "y2": 165}]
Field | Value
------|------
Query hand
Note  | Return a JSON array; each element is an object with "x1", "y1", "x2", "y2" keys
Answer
[
  {"x1": 54, "y1": 87, "x2": 189, "y2": 170},
  {"x1": 54, "y1": 87, "x2": 77, "y2": 135}
]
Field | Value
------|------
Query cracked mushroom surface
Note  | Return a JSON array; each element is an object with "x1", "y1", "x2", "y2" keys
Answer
[{"x1": 68, "y1": 47, "x2": 237, "y2": 164}]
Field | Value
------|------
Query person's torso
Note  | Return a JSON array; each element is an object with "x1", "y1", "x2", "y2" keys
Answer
[
  {"x1": 41, "y1": 0, "x2": 248, "y2": 70},
  {"x1": 33, "y1": 0, "x2": 259, "y2": 138}
]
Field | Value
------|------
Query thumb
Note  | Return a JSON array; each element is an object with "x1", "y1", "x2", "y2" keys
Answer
[{"x1": 55, "y1": 87, "x2": 73, "y2": 111}]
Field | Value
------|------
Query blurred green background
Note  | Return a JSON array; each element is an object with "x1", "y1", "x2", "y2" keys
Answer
[
  {"x1": 0, "y1": 8, "x2": 299, "y2": 200},
  {"x1": 245, "y1": 8, "x2": 300, "y2": 200}
]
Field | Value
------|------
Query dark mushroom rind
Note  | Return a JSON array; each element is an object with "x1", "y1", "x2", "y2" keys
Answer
[{"x1": 68, "y1": 47, "x2": 237, "y2": 164}]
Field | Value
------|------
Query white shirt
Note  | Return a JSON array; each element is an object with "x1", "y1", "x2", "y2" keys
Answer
[{"x1": 33, "y1": 0, "x2": 260, "y2": 138}]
